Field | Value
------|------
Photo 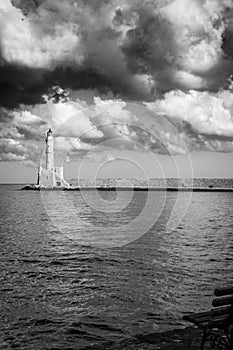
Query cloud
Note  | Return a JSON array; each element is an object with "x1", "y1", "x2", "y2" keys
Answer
[
  {"x1": 13, "y1": 110, "x2": 45, "y2": 125},
  {"x1": 157, "y1": 0, "x2": 233, "y2": 91},
  {"x1": 146, "y1": 89, "x2": 233, "y2": 137},
  {"x1": 1, "y1": 88, "x2": 233, "y2": 164},
  {"x1": 0, "y1": 106, "x2": 48, "y2": 163},
  {"x1": 0, "y1": 0, "x2": 233, "y2": 164},
  {"x1": 0, "y1": 0, "x2": 82, "y2": 69},
  {"x1": 145, "y1": 89, "x2": 233, "y2": 153},
  {"x1": 0, "y1": 108, "x2": 14, "y2": 123},
  {"x1": 0, "y1": 0, "x2": 232, "y2": 108},
  {"x1": 222, "y1": 8, "x2": 233, "y2": 59},
  {"x1": 0, "y1": 95, "x2": 136, "y2": 163},
  {"x1": 11, "y1": 109, "x2": 47, "y2": 140},
  {"x1": 0, "y1": 138, "x2": 26, "y2": 161},
  {"x1": 55, "y1": 137, "x2": 92, "y2": 152},
  {"x1": 4, "y1": 84, "x2": 233, "y2": 162}
]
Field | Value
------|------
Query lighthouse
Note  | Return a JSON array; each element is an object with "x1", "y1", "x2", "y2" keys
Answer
[
  {"x1": 45, "y1": 128, "x2": 54, "y2": 171},
  {"x1": 38, "y1": 127, "x2": 56, "y2": 187},
  {"x1": 37, "y1": 128, "x2": 70, "y2": 188}
]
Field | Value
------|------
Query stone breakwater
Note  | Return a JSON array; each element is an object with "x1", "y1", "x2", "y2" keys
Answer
[
  {"x1": 22, "y1": 178, "x2": 233, "y2": 191},
  {"x1": 70, "y1": 178, "x2": 233, "y2": 189}
]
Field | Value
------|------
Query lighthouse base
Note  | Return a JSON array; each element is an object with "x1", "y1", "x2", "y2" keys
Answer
[
  {"x1": 38, "y1": 167, "x2": 70, "y2": 188},
  {"x1": 39, "y1": 169, "x2": 56, "y2": 188}
]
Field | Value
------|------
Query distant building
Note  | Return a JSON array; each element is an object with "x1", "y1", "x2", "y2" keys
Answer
[{"x1": 37, "y1": 128, "x2": 70, "y2": 188}]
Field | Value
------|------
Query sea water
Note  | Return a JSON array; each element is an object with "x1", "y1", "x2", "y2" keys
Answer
[{"x1": 0, "y1": 184, "x2": 233, "y2": 349}]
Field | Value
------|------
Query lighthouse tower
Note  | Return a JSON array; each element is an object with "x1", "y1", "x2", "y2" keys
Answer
[
  {"x1": 45, "y1": 128, "x2": 54, "y2": 171},
  {"x1": 38, "y1": 128, "x2": 56, "y2": 188},
  {"x1": 37, "y1": 128, "x2": 70, "y2": 188}
]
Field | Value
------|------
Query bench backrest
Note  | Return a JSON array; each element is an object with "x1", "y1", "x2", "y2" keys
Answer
[{"x1": 211, "y1": 286, "x2": 233, "y2": 324}]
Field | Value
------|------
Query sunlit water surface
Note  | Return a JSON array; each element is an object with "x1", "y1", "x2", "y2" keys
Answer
[{"x1": 0, "y1": 184, "x2": 233, "y2": 349}]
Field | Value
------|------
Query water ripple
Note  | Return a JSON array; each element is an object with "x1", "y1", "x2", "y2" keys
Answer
[{"x1": 0, "y1": 185, "x2": 233, "y2": 349}]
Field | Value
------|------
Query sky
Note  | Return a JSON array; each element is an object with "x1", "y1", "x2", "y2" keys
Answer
[{"x1": 0, "y1": 0, "x2": 233, "y2": 182}]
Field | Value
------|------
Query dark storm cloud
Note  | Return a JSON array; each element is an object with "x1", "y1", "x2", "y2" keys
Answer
[
  {"x1": 0, "y1": 62, "x2": 154, "y2": 108},
  {"x1": 0, "y1": 0, "x2": 232, "y2": 108},
  {"x1": 222, "y1": 27, "x2": 233, "y2": 59},
  {"x1": 121, "y1": 6, "x2": 178, "y2": 94},
  {"x1": 0, "y1": 64, "x2": 45, "y2": 108},
  {"x1": 11, "y1": 0, "x2": 44, "y2": 14},
  {"x1": 0, "y1": 0, "x2": 233, "y2": 162},
  {"x1": 221, "y1": 7, "x2": 233, "y2": 59}
]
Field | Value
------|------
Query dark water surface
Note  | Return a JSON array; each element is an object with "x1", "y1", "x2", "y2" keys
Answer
[{"x1": 0, "y1": 184, "x2": 233, "y2": 349}]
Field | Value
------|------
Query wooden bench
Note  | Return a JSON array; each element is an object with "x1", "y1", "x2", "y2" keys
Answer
[{"x1": 183, "y1": 286, "x2": 233, "y2": 350}]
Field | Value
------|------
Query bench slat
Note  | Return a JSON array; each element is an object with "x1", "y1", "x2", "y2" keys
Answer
[
  {"x1": 211, "y1": 306, "x2": 232, "y2": 317},
  {"x1": 215, "y1": 287, "x2": 233, "y2": 297},
  {"x1": 183, "y1": 307, "x2": 232, "y2": 322},
  {"x1": 183, "y1": 313, "x2": 211, "y2": 323},
  {"x1": 212, "y1": 295, "x2": 233, "y2": 307},
  {"x1": 210, "y1": 315, "x2": 231, "y2": 329},
  {"x1": 183, "y1": 313, "x2": 231, "y2": 329},
  {"x1": 183, "y1": 310, "x2": 212, "y2": 320},
  {"x1": 183, "y1": 315, "x2": 209, "y2": 328},
  {"x1": 183, "y1": 306, "x2": 232, "y2": 320}
]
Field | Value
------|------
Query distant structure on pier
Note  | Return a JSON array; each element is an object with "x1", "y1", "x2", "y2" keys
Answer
[{"x1": 37, "y1": 128, "x2": 70, "y2": 188}]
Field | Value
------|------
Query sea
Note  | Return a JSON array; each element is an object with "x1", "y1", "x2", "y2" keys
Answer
[{"x1": 1, "y1": 184, "x2": 233, "y2": 350}]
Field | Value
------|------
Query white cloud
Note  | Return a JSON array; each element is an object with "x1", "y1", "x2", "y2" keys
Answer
[
  {"x1": 33, "y1": 100, "x2": 103, "y2": 140},
  {"x1": 3, "y1": 97, "x2": 137, "y2": 162},
  {"x1": 174, "y1": 71, "x2": 207, "y2": 90},
  {"x1": 159, "y1": 0, "x2": 230, "y2": 86},
  {"x1": 0, "y1": 153, "x2": 26, "y2": 161},
  {"x1": 13, "y1": 110, "x2": 43, "y2": 124},
  {"x1": 2, "y1": 85, "x2": 233, "y2": 164},
  {"x1": 0, "y1": 137, "x2": 26, "y2": 161},
  {"x1": 55, "y1": 136, "x2": 91, "y2": 152},
  {"x1": 146, "y1": 89, "x2": 233, "y2": 137},
  {"x1": 0, "y1": 0, "x2": 82, "y2": 68}
]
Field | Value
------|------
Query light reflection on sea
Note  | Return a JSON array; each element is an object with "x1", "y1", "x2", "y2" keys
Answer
[{"x1": 0, "y1": 184, "x2": 233, "y2": 349}]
